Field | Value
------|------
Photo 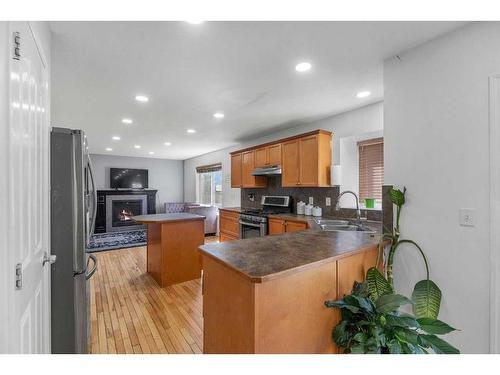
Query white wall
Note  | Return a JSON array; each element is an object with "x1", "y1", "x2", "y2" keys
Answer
[
  {"x1": 90, "y1": 154, "x2": 184, "y2": 213},
  {"x1": 384, "y1": 22, "x2": 500, "y2": 353},
  {"x1": 184, "y1": 101, "x2": 383, "y2": 206}
]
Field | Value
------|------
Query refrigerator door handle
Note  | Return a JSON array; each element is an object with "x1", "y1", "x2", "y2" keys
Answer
[
  {"x1": 87, "y1": 155, "x2": 97, "y2": 236},
  {"x1": 85, "y1": 254, "x2": 97, "y2": 280}
]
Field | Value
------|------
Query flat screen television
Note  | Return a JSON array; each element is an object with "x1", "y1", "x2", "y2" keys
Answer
[{"x1": 110, "y1": 168, "x2": 148, "y2": 189}]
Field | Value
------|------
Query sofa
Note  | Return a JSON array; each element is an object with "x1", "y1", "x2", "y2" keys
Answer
[{"x1": 164, "y1": 202, "x2": 218, "y2": 235}]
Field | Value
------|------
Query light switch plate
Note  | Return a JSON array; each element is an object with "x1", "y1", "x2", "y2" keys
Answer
[
  {"x1": 459, "y1": 208, "x2": 476, "y2": 227},
  {"x1": 326, "y1": 197, "x2": 331, "y2": 206},
  {"x1": 309, "y1": 197, "x2": 314, "y2": 205}
]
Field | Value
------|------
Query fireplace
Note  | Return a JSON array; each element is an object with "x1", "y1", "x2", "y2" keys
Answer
[
  {"x1": 105, "y1": 194, "x2": 148, "y2": 232},
  {"x1": 112, "y1": 200, "x2": 143, "y2": 227}
]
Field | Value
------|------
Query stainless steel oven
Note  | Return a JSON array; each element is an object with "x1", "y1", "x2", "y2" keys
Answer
[
  {"x1": 239, "y1": 195, "x2": 291, "y2": 239},
  {"x1": 239, "y1": 214, "x2": 268, "y2": 239}
]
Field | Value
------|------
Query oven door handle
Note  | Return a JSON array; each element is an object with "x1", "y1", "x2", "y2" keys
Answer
[{"x1": 239, "y1": 220, "x2": 264, "y2": 228}]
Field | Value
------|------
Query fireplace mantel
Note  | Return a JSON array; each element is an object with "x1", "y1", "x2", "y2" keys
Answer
[{"x1": 95, "y1": 189, "x2": 157, "y2": 233}]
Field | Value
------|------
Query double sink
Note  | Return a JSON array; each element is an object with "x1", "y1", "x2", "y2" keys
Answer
[{"x1": 314, "y1": 219, "x2": 376, "y2": 234}]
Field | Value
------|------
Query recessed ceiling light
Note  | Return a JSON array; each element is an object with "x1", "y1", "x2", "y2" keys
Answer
[
  {"x1": 213, "y1": 112, "x2": 225, "y2": 119},
  {"x1": 112, "y1": 136, "x2": 121, "y2": 141},
  {"x1": 295, "y1": 62, "x2": 312, "y2": 72},
  {"x1": 187, "y1": 129, "x2": 196, "y2": 134},
  {"x1": 149, "y1": 151, "x2": 154, "y2": 155},
  {"x1": 356, "y1": 91, "x2": 371, "y2": 98},
  {"x1": 135, "y1": 95, "x2": 149, "y2": 103},
  {"x1": 105, "y1": 148, "x2": 113, "y2": 151},
  {"x1": 134, "y1": 145, "x2": 141, "y2": 149},
  {"x1": 164, "y1": 142, "x2": 172, "y2": 146},
  {"x1": 186, "y1": 20, "x2": 204, "y2": 25},
  {"x1": 122, "y1": 118, "x2": 133, "y2": 124}
]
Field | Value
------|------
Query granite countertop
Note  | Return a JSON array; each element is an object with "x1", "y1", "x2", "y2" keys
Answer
[
  {"x1": 200, "y1": 230, "x2": 380, "y2": 283},
  {"x1": 201, "y1": 207, "x2": 383, "y2": 283},
  {"x1": 132, "y1": 213, "x2": 205, "y2": 223}
]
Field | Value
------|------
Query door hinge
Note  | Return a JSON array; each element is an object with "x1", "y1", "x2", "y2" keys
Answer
[
  {"x1": 15, "y1": 263, "x2": 22, "y2": 290},
  {"x1": 12, "y1": 31, "x2": 20, "y2": 60}
]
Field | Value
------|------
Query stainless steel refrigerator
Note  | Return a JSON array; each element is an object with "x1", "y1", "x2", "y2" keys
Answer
[{"x1": 50, "y1": 127, "x2": 98, "y2": 354}]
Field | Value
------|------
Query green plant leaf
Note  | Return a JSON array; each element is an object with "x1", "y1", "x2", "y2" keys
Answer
[
  {"x1": 375, "y1": 294, "x2": 413, "y2": 313},
  {"x1": 385, "y1": 314, "x2": 420, "y2": 329},
  {"x1": 389, "y1": 187, "x2": 406, "y2": 207},
  {"x1": 412, "y1": 280, "x2": 442, "y2": 319},
  {"x1": 388, "y1": 339, "x2": 401, "y2": 354},
  {"x1": 352, "y1": 281, "x2": 369, "y2": 297},
  {"x1": 419, "y1": 334, "x2": 460, "y2": 354},
  {"x1": 393, "y1": 327, "x2": 420, "y2": 346},
  {"x1": 324, "y1": 299, "x2": 346, "y2": 308},
  {"x1": 332, "y1": 320, "x2": 351, "y2": 347},
  {"x1": 353, "y1": 332, "x2": 367, "y2": 343},
  {"x1": 366, "y1": 267, "x2": 393, "y2": 301},
  {"x1": 417, "y1": 318, "x2": 457, "y2": 335}
]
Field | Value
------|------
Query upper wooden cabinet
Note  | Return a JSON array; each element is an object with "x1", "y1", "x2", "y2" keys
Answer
[
  {"x1": 230, "y1": 130, "x2": 332, "y2": 188},
  {"x1": 231, "y1": 153, "x2": 242, "y2": 188},
  {"x1": 241, "y1": 150, "x2": 267, "y2": 188},
  {"x1": 255, "y1": 144, "x2": 282, "y2": 168},
  {"x1": 282, "y1": 132, "x2": 332, "y2": 187}
]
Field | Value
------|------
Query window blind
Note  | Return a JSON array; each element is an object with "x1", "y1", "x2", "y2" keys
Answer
[
  {"x1": 358, "y1": 137, "x2": 384, "y2": 201},
  {"x1": 196, "y1": 163, "x2": 222, "y2": 174}
]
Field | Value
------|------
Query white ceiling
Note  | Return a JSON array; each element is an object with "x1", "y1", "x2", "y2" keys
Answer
[{"x1": 50, "y1": 21, "x2": 467, "y2": 160}]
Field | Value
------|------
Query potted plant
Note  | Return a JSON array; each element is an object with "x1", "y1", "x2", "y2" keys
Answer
[{"x1": 325, "y1": 187, "x2": 459, "y2": 354}]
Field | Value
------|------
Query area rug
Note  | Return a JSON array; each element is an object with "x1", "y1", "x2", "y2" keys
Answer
[{"x1": 86, "y1": 229, "x2": 147, "y2": 253}]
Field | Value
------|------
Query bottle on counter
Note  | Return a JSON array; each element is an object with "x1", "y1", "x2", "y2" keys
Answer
[
  {"x1": 312, "y1": 206, "x2": 322, "y2": 217},
  {"x1": 296, "y1": 201, "x2": 306, "y2": 215},
  {"x1": 304, "y1": 204, "x2": 313, "y2": 216}
]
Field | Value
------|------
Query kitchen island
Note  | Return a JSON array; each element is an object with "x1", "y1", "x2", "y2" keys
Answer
[
  {"x1": 133, "y1": 213, "x2": 205, "y2": 287},
  {"x1": 199, "y1": 228, "x2": 380, "y2": 354}
]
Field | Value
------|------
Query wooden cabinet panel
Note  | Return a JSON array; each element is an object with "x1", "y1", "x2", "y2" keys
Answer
[
  {"x1": 231, "y1": 153, "x2": 242, "y2": 188},
  {"x1": 299, "y1": 135, "x2": 319, "y2": 186},
  {"x1": 285, "y1": 221, "x2": 308, "y2": 233},
  {"x1": 268, "y1": 218, "x2": 286, "y2": 235},
  {"x1": 242, "y1": 150, "x2": 267, "y2": 188},
  {"x1": 282, "y1": 140, "x2": 300, "y2": 187},
  {"x1": 242, "y1": 151, "x2": 255, "y2": 187},
  {"x1": 268, "y1": 144, "x2": 282, "y2": 166},
  {"x1": 220, "y1": 232, "x2": 239, "y2": 242},
  {"x1": 255, "y1": 147, "x2": 268, "y2": 168},
  {"x1": 219, "y1": 210, "x2": 240, "y2": 239}
]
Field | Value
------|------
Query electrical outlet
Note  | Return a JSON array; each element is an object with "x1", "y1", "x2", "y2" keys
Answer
[
  {"x1": 309, "y1": 197, "x2": 314, "y2": 205},
  {"x1": 459, "y1": 208, "x2": 476, "y2": 227},
  {"x1": 326, "y1": 197, "x2": 331, "y2": 206}
]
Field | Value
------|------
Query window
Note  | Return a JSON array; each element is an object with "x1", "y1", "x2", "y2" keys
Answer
[
  {"x1": 358, "y1": 137, "x2": 384, "y2": 201},
  {"x1": 196, "y1": 163, "x2": 222, "y2": 206}
]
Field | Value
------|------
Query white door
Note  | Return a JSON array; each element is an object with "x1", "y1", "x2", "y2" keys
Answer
[{"x1": 2, "y1": 21, "x2": 51, "y2": 353}]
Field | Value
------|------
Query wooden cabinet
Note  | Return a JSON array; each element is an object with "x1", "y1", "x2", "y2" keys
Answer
[
  {"x1": 281, "y1": 139, "x2": 300, "y2": 187},
  {"x1": 241, "y1": 150, "x2": 267, "y2": 188},
  {"x1": 268, "y1": 217, "x2": 308, "y2": 235},
  {"x1": 286, "y1": 220, "x2": 308, "y2": 233},
  {"x1": 219, "y1": 209, "x2": 240, "y2": 242},
  {"x1": 282, "y1": 132, "x2": 332, "y2": 187},
  {"x1": 201, "y1": 245, "x2": 378, "y2": 353},
  {"x1": 255, "y1": 144, "x2": 282, "y2": 168},
  {"x1": 231, "y1": 153, "x2": 242, "y2": 188},
  {"x1": 268, "y1": 218, "x2": 286, "y2": 235},
  {"x1": 230, "y1": 130, "x2": 332, "y2": 188}
]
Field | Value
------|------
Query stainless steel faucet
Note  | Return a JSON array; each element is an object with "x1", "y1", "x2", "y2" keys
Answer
[{"x1": 335, "y1": 190, "x2": 361, "y2": 224}]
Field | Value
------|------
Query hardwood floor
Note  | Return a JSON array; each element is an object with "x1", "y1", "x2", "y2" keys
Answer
[{"x1": 89, "y1": 235, "x2": 218, "y2": 354}]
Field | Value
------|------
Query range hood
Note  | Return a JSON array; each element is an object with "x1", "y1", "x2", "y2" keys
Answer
[{"x1": 252, "y1": 165, "x2": 282, "y2": 176}]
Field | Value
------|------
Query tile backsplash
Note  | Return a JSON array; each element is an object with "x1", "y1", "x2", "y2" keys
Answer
[{"x1": 241, "y1": 176, "x2": 389, "y2": 223}]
